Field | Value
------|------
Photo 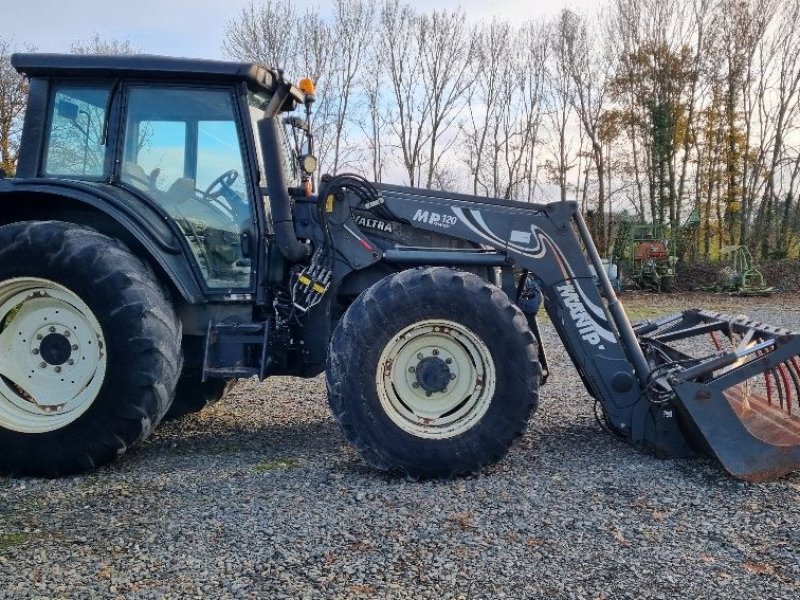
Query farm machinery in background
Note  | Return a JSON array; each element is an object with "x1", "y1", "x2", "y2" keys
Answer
[
  {"x1": 612, "y1": 221, "x2": 678, "y2": 292},
  {"x1": 605, "y1": 211, "x2": 702, "y2": 293},
  {"x1": 714, "y1": 245, "x2": 775, "y2": 296}
]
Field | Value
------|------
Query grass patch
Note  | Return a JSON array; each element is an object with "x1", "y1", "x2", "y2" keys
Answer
[
  {"x1": 622, "y1": 306, "x2": 670, "y2": 322},
  {"x1": 253, "y1": 458, "x2": 300, "y2": 473},
  {"x1": 0, "y1": 532, "x2": 32, "y2": 549}
]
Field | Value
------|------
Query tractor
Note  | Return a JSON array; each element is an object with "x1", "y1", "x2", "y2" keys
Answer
[
  {"x1": 0, "y1": 53, "x2": 798, "y2": 482},
  {"x1": 616, "y1": 222, "x2": 678, "y2": 292}
]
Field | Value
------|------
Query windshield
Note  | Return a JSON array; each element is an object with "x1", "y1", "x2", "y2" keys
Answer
[{"x1": 248, "y1": 92, "x2": 299, "y2": 187}]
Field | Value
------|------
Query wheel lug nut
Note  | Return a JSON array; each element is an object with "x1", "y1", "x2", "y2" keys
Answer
[
  {"x1": 68, "y1": 359, "x2": 74, "y2": 366},
  {"x1": 408, "y1": 366, "x2": 416, "y2": 373},
  {"x1": 412, "y1": 382, "x2": 420, "y2": 389},
  {"x1": 71, "y1": 345, "x2": 78, "y2": 351},
  {"x1": 425, "y1": 391, "x2": 432, "y2": 397},
  {"x1": 417, "y1": 353, "x2": 423, "y2": 360},
  {"x1": 432, "y1": 349, "x2": 439, "y2": 356},
  {"x1": 36, "y1": 334, "x2": 43, "y2": 340},
  {"x1": 64, "y1": 330, "x2": 70, "y2": 337},
  {"x1": 54, "y1": 366, "x2": 62, "y2": 373},
  {"x1": 445, "y1": 358, "x2": 452, "y2": 364},
  {"x1": 450, "y1": 373, "x2": 456, "y2": 380},
  {"x1": 32, "y1": 348, "x2": 39, "y2": 355},
  {"x1": 49, "y1": 326, "x2": 56, "y2": 333},
  {"x1": 39, "y1": 362, "x2": 47, "y2": 369}
]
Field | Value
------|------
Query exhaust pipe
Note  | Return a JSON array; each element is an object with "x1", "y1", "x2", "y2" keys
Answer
[{"x1": 258, "y1": 117, "x2": 312, "y2": 262}]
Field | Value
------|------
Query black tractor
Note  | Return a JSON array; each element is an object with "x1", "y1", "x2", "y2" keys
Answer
[{"x1": 0, "y1": 54, "x2": 798, "y2": 482}]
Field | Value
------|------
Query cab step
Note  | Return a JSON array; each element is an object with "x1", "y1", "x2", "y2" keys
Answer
[{"x1": 201, "y1": 320, "x2": 271, "y2": 381}]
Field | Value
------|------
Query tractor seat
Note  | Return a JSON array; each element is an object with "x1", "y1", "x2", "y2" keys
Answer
[{"x1": 121, "y1": 162, "x2": 160, "y2": 192}]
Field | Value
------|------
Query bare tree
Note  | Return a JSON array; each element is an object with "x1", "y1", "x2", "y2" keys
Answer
[
  {"x1": 544, "y1": 12, "x2": 578, "y2": 203},
  {"x1": 0, "y1": 37, "x2": 31, "y2": 175},
  {"x1": 70, "y1": 33, "x2": 140, "y2": 55},
  {"x1": 379, "y1": 1, "x2": 429, "y2": 186},
  {"x1": 327, "y1": 0, "x2": 375, "y2": 172},
  {"x1": 751, "y1": 0, "x2": 800, "y2": 255},
  {"x1": 223, "y1": 0, "x2": 298, "y2": 68},
  {"x1": 463, "y1": 20, "x2": 514, "y2": 196},
  {"x1": 418, "y1": 9, "x2": 474, "y2": 188},
  {"x1": 357, "y1": 42, "x2": 390, "y2": 181},
  {"x1": 561, "y1": 9, "x2": 616, "y2": 248}
]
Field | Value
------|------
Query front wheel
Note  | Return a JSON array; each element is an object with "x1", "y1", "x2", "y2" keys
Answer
[
  {"x1": 0, "y1": 221, "x2": 182, "y2": 476},
  {"x1": 327, "y1": 267, "x2": 540, "y2": 478}
]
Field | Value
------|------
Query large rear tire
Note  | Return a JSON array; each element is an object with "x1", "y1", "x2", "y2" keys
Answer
[
  {"x1": 0, "y1": 221, "x2": 182, "y2": 476},
  {"x1": 327, "y1": 267, "x2": 540, "y2": 478}
]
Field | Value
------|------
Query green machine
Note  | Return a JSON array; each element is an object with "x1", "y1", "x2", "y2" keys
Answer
[{"x1": 717, "y1": 245, "x2": 775, "y2": 296}]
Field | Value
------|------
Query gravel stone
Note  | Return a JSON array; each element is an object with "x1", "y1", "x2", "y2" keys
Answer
[{"x1": 0, "y1": 292, "x2": 798, "y2": 599}]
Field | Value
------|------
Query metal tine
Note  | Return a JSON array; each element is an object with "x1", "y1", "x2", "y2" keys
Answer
[
  {"x1": 774, "y1": 366, "x2": 786, "y2": 411},
  {"x1": 677, "y1": 338, "x2": 776, "y2": 382},
  {"x1": 790, "y1": 358, "x2": 800, "y2": 415},
  {"x1": 736, "y1": 328, "x2": 756, "y2": 351},
  {"x1": 776, "y1": 362, "x2": 795, "y2": 415},
  {"x1": 633, "y1": 311, "x2": 686, "y2": 335}
]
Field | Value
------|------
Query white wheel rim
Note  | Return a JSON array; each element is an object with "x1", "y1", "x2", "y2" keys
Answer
[
  {"x1": 0, "y1": 278, "x2": 107, "y2": 433},
  {"x1": 376, "y1": 319, "x2": 496, "y2": 439}
]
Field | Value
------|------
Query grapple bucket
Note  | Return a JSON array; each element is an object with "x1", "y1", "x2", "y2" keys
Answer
[{"x1": 636, "y1": 310, "x2": 800, "y2": 482}]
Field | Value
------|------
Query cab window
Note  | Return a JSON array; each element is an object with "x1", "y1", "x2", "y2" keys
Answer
[
  {"x1": 121, "y1": 86, "x2": 253, "y2": 290},
  {"x1": 44, "y1": 84, "x2": 111, "y2": 177}
]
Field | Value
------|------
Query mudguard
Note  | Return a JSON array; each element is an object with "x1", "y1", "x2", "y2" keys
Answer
[{"x1": 0, "y1": 178, "x2": 204, "y2": 303}]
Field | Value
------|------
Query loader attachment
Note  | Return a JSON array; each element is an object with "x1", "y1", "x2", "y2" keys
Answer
[{"x1": 636, "y1": 310, "x2": 800, "y2": 482}]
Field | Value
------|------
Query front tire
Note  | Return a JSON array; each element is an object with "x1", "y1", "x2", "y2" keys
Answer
[
  {"x1": 0, "y1": 221, "x2": 182, "y2": 476},
  {"x1": 327, "y1": 267, "x2": 540, "y2": 478}
]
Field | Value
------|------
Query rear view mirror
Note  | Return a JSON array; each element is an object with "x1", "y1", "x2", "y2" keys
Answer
[{"x1": 56, "y1": 100, "x2": 80, "y2": 121}]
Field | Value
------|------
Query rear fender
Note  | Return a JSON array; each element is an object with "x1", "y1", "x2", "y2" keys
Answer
[{"x1": 0, "y1": 182, "x2": 203, "y2": 303}]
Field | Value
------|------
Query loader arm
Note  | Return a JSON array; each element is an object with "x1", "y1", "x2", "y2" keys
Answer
[
  {"x1": 367, "y1": 187, "x2": 694, "y2": 458},
  {"x1": 321, "y1": 183, "x2": 800, "y2": 481}
]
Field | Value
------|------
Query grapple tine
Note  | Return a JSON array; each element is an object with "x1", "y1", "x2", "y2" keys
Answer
[{"x1": 639, "y1": 310, "x2": 800, "y2": 483}]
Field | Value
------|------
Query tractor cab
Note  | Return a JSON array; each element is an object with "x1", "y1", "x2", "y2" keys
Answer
[{"x1": 10, "y1": 53, "x2": 309, "y2": 293}]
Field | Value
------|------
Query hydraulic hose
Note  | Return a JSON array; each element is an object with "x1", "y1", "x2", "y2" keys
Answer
[{"x1": 258, "y1": 117, "x2": 312, "y2": 262}]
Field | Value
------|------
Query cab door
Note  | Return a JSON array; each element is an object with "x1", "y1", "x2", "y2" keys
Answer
[{"x1": 119, "y1": 85, "x2": 258, "y2": 292}]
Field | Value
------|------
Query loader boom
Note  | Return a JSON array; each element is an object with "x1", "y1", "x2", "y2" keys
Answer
[
  {"x1": 363, "y1": 187, "x2": 693, "y2": 459},
  {"x1": 318, "y1": 183, "x2": 800, "y2": 480}
]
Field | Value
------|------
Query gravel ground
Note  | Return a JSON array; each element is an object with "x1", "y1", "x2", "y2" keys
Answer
[{"x1": 1, "y1": 292, "x2": 798, "y2": 599}]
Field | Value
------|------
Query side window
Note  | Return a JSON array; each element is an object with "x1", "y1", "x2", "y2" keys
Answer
[
  {"x1": 44, "y1": 84, "x2": 110, "y2": 177},
  {"x1": 122, "y1": 86, "x2": 254, "y2": 290},
  {"x1": 127, "y1": 120, "x2": 186, "y2": 192}
]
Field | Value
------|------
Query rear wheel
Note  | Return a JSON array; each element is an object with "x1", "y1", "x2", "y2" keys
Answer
[
  {"x1": 327, "y1": 267, "x2": 540, "y2": 478},
  {"x1": 0, "y1": 221, "x2": 181, "y2": 476}
]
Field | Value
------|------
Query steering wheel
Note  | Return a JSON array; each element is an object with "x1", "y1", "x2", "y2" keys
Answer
[{"x1": 202, "y1": 169, "x2": 239, "y2": 200}]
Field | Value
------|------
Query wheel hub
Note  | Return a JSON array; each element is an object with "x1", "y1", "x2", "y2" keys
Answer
[
  {"x1": 0, "y1": 278, "x2": 107, "y2": 433},
  {"x1": 415, "y1": 356, "x2": 451, "y2": 393},
  {"x1": 39, "y1": 332, "x2": 72, "y2": 366},
  {"x1": 377, "y1": 319, "x2": 496, "y2": 439}
]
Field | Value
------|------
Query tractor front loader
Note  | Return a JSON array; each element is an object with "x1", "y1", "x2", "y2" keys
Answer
[{"x1": 0, "y1": 53, "x2": 798, "y2": 482}]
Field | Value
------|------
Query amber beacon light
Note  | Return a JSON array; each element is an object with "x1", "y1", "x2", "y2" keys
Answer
[{"x1": 298, "y1": 77, "x2": 316, "y2": 98}]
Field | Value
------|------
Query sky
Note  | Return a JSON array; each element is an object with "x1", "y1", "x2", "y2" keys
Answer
[{"x1": 1, "y1": 0, "x2": 598, "y2": 59}]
